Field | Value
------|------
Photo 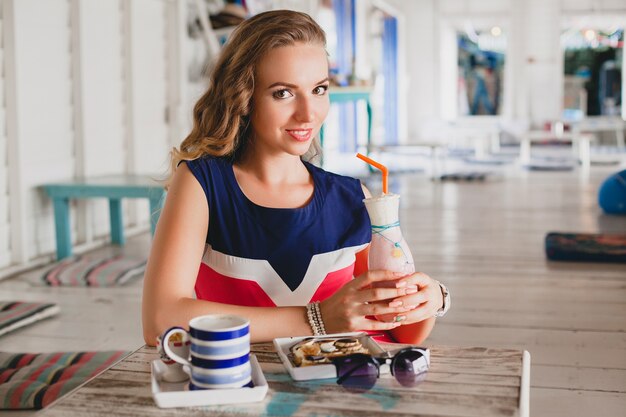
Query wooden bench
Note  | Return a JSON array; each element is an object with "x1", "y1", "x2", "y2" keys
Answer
[
  {"x1": 520, "y1": 130, "x2": 594, "y2": 169},
  {"x1": 42, "y1": 175, "x2": 166, "y2": 260}
]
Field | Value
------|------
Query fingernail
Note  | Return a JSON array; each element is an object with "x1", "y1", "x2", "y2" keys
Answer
[
  {"x1": 393, "y1": 315, "x2": 406, "y2": 323},
  {"x1": 395, "y1": 281, "x2": 407, "y2": 288},
  {"x1": 389, "y1": 300, "x2": 403, "y2": 308},
  {"x1": 406, "y1": 287, "x2": 418, "y2": 294},
  {"x1": 393, "y1": 272, "x2": 406, "y2": 277},
  {"x1": 404, "y1": 305, "x2": 417, "y2": 311}
]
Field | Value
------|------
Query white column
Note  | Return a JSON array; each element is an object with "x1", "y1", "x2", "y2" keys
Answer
[{"x1": 3, "y1": 0, "x2": 27, "y2": 265}]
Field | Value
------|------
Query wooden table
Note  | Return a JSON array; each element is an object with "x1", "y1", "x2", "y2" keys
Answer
[
  {"x1": 42, "y1": 175, "x2": 166, "y2": 260},
  {"x1": 40, "y1": 343, "x2": 530, "y2": 417}
]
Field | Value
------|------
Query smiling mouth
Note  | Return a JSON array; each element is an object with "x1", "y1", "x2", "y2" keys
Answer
[{"x1": 286, "y1": 129, "x2": 313, "y2": 142}]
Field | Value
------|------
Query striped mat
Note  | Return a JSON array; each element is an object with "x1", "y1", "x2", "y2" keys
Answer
[
  {"x1": 41, "y1": 254, "x2": 146, "y2": 287},
  {"x1": 0, "y1": 302, "x2": 60, "y2": 338},
  {"x1": 0, "y1": 350, "x2": 128, "y2": 409}
]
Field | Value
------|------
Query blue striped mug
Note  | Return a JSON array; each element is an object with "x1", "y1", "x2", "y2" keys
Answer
[{"x1": 161, "y1": 314, "x2": 251, "y2": 390}]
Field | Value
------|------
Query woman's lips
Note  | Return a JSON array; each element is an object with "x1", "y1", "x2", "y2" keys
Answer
[{"x1": 286, "y1": 129, "x2": 313, "y2": 142}]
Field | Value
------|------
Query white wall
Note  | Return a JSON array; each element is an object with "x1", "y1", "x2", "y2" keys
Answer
[
  {"x1": 76, "y1": 0, "x2": 126, "y2": 241},
  {"x1": 0, "y1": 0, "x2": 175, "y2": 275},
  {"x1": 10, "y1": 0, "x2": 75, "y2": 262},
  {"x1": 0, "y1": 2, "x2": 9, "y2": 268}
]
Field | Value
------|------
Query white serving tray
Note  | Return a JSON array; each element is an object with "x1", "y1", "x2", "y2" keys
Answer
[
  {"x1": 151, "y1": 354, "x2": 268, "y2": 408},
  {"x1": 273, "y1": 332, "x2": 388, "y2": 381}
]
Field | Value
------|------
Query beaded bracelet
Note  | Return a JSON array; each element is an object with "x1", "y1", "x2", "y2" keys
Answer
[{"x1": 306, "y1": 301, "x2": 326, "y2": 336}]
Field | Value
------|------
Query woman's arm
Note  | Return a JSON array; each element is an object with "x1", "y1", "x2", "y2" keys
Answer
[
  {"x1": 141, "y1": 164, "x2": 312, "y2": 345},
  {"x1": 142, "y1": 164, "x2": 410, "y2": 345}
]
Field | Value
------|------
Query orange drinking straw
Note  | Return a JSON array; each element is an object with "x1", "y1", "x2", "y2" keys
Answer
[{"x1": 356, "y1": 153, "x2": 388, "y2": 194}]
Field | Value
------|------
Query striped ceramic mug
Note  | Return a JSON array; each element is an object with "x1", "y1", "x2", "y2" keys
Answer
[{"x1": 161, "y1": 314, "x2": 251, "y2": 390}]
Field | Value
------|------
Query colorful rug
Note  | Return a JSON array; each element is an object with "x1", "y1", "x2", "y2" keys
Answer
[
  {"x1": 545, "y1": 232, "x2": 626, "y2": 263},
  {"x1": 0, "y1": 302, "x2": 60, "y2": 338},
  {"x1": 40, "y1": 254, "x2": 146, "y2": 287},
  {"x1": 0, "y1": 350, "x2": 128, "y2": 409}
]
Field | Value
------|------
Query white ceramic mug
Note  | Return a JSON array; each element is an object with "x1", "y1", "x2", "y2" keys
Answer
[{"x1": 161, "y1": 314, "x2": 251, "y2": 390}]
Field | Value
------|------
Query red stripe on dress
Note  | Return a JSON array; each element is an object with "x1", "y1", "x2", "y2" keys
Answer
[
  {"x1": 195, "y1": 262, "x2": 357, "y2": 306},
  {"x1": 309, "y1": 263, "x2": 355, "y2": 302},
  {"x1": 195, "y1": 264, "x2": 277, "y2": 307}
]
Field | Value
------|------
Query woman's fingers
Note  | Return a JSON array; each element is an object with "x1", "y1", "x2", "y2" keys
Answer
[
  {"x1": 401, "y1": 303, "x2": 436, "y2": 323},
  {"x1": 387, "y1": 291, "x2": 429, "y2": 310},
  {"x1": 355, "y1": 301, "x2": 407, "y2": 317},
  {"x1": 351, "y1": 269, "x2": 408, "y2": 290},
  {"x1": 354, "y1": 286, "x2": 413, "y2": 304},
  {"x1": 395, "y1": 271, "x2": 432, "y2": 288},
  {"x1": 358, "y1": 318, "x2": 403, "y2": 331}
]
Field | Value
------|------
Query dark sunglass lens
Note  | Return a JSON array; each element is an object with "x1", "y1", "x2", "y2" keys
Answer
[
  {"x1": 335, "y1": 355, "x2": 378, "y2": 392},
  {"x1": 392, "y1": 349, "x2": 428, "y2": 387}
]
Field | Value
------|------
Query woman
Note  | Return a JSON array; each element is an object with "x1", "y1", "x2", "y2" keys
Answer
[{"x1": 142, "y1": 10, "x2": 447, "y2": 346}]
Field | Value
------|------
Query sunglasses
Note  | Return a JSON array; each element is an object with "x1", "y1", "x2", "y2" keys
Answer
[{"x1": 332, "y1": 347, "x2": 430, "y2": 391}]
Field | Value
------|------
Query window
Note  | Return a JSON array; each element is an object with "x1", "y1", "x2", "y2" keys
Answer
[
  {"x1": 562, "y1": 27, "x2": 623, "y2": 119},
  {"x1": 457, "y1": 26, "x2": 506, "y2": 116}
]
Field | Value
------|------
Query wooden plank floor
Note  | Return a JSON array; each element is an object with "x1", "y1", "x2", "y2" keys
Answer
[{"x1": 1, "y1": 163, "x2": 625, "y2": 416}]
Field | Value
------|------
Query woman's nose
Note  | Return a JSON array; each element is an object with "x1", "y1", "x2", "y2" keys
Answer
[{"x1": 294, "y1": 97, "x2": 314, "y2": 123}]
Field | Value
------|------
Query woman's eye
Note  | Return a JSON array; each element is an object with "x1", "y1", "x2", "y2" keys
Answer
[
  {"x1": 313, "y1": 85, "x2": 328, "y2": 95},
  {"x1": 273, "y1": 89, "x2": 293, "y2": 99}
]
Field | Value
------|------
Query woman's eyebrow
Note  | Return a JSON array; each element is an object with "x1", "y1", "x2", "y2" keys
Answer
[{"x1": 266, "y1": 77, "x2": 330, "y2": 89}]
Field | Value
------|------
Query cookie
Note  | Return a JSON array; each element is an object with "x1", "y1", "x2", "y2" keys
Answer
[{"x1": 334, "y1": 338, "x2": 359, "y2": 348}]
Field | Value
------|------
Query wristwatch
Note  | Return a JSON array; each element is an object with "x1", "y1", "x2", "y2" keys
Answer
[{"x1": 434, "y1": 281, "x2": 450, "y2": 318}]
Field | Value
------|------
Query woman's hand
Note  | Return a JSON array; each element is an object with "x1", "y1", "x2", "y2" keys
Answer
[
  {"x1": 319, "y1": 270, "x2": 416, "y2": 334},
  {"x1": 384, "y1": 272, "x2": 444, "y2": 324}
]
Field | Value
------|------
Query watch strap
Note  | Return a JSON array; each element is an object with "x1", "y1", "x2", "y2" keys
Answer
[{"x1": 434, "y1": 281, "x2": 450, "y2": 318}]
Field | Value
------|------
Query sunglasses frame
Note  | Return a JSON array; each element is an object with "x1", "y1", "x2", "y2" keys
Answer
[{"x1": 333, "y1": 347, "x2": 430, "y2": 388}]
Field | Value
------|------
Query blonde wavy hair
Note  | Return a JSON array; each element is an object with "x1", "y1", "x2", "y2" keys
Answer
[{"x1": 168, "y1": 10, "x2": 327, "y2": 187}]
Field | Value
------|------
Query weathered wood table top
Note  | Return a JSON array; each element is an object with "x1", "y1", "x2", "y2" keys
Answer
[{"x1": 40, "y1": 343, "x2": 530, "y2": 417}]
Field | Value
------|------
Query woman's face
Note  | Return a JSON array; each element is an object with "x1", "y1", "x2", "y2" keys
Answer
[{"x1": 250, "y1": 42, "x2": 330, "y2": 158}]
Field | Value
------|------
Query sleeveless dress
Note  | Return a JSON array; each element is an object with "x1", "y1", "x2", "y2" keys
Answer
[{"x1": 185, "y1": 157, "x2": 371, "y2": 307}]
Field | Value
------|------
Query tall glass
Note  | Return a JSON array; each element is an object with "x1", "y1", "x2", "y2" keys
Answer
[{"x1": 363, "y1": 194, "x2": 415, "y2": 322}]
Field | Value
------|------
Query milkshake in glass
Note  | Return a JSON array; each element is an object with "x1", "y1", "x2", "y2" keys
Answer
[
  {"x1": 356, "y1": 153, "x2": 416, "y2": 323},
  {"x1": 363, "y1": 193, "x2": 415, "y2": 323}
]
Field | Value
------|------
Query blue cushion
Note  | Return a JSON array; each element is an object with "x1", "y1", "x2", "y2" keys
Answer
[
  {"x1": 599, "y1": 170, "x2": 626, "y2": 214},
  {"x1": 545, "y1": 232, "x2": 626, "y2": 263}
]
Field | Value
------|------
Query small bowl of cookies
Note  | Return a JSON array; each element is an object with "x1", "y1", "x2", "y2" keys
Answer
[{"x1": 273, "y1": 333, "x2": 387, "y2": 381}]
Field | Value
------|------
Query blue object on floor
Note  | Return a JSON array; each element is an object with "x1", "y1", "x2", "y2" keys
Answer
[
  {"x1": 598, "y1": 170, "x2": 626, "y2": 214},
  {"x1": 41, "y1": 175, "x2": 165, "y2": 260}
]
